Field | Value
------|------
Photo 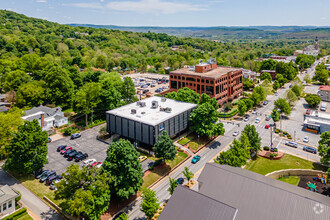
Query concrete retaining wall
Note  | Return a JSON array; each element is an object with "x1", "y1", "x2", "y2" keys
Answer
[{"x1": 266, "y1": 169, "x2": 326, "y2": 179}]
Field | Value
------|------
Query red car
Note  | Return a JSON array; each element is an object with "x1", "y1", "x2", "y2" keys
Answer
[
  {"x1": 60, "y1": 146, "x2": 72, "y2": 154},
  {"x1": 90, "y1": 162, "x2": 102, "y2": 167},
  {"x1": 306, "y1": 109, "x2": 311, "y2": 115},
  {"x1": 265, "y1": 124, "x2": 270, "y2": 129}
]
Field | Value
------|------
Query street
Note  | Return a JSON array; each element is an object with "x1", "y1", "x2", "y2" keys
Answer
[{"x1": 127, "y1": 59, "x2": 324, "y2": 219}]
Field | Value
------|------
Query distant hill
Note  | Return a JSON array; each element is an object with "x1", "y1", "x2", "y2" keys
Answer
[{"x1": 68, "y1": 24, "x2": 330, "y2": 39}]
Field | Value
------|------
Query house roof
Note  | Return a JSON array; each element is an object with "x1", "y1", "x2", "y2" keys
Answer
[
  {"x1": 23, "y1": 106, "x2": 62, "y2": 121},
  {"x1": 158, "y1": 185, "x2": 238, "y2": 220},
  {"x1": 319, "y1": 85, "x2": 330, "y2": 92},
  {"x1": 0, "y1": 105, "x2": 9, "y2": 112},
  {"x1": 0, "y1": 185, "x2": 19, "y2": 203},
  {"x1": 197, "y1": 163, "x2": 330, "y2": 220}
]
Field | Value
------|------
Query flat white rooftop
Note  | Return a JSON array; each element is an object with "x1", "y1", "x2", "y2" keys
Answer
[
  {"x1": 310, "y1": 111, "x2": 330, "y2": 120},
  {"x1": 106, "y1": 96, "x2": 197, "y2": 126}
]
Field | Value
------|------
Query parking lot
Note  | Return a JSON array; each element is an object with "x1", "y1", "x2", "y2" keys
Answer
[{"x1": 46, "y1": 125, "x2": 155, "y2": 175}]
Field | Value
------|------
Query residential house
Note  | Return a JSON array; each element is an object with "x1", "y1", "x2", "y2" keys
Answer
[
  {"x1": 22, "y1": 105, "x2": 68, "y2": 131},
  {"x1": 241, "y1": 69, "x2": 257, "y2": 82},
  {"x1": 159, "y1": 163, "x2": 330, "y2": 220},
  {"x1": 318, "y1": 85, "x2": 330, "y2": 102},
  {"x1": 0, "y1": 185, "x2": 20, "y2": 217}
]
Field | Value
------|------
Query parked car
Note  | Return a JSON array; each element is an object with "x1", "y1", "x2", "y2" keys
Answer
[
  {"x1": 303, "y1": 136, "x2": 309, "y2": 143},
  {"x1": 176, "y1": 178, "x2": 184, "y2": 185},
  {"x1": 306, "y1": 109, "x2": 311, "y2": 115},
  {"x1": 49, "y1": 179, "x2": 62, "y2": 190},
  {"x1": 275, "y1": 92, "x2": 278, "y2": 96},
  {"x1": 46, "y1": 174, "x2": 61, "y2": 185},
  {"x1": 71, "y1": 133, "x2": 81, "y2": 139},
  {"x1": 265, "y1": 124, "x2": 270, "y2": 129},
  {"x1": 67, "y1": 150, "x2": 79, "y2": 160},
  {"x1": 139, "y1": 156, "x2": 147, "y2": 162},
  {"x1": 91, "y1": 162, "x2": 102, "y2": 167},
  {"x1": 143, "y1": 89, "x2": 149, "y2": 94},
  {"x1": 303, "y1": 146, "x2": 317, "y2": 154},
  {"x1": 57, "y1": 145, "x2": 67, "y2": 152},
  {"x1": 60, "y1": 146, "x2": 72, "y2": 154},
  {"x1": 252, "y1": 110, "x2": 257, "y2": 114},
  {"x1": 233, "y1": 131, "x2": 239, "y2": 136},
  {"x1": 151, "y1": 84, "x2": 155, "y2": 87},
  {"x1": 255, "y1": 118, "x2": 260, "y2": 123},
  {"x1": 263, "y1": 100, "x2": 268, "y2": 105},
  {"x1": 35, "y1": 170, "x2": 49, "y2": 179},
  {"x1": 285, "y1": 141, "x2": 298, "y2": 148},
  {"x1": 83, "y1": 159, "x2": 96, "y2": 167},
  {"x1": 155, "y1": 89, "x2": 161, "y2": 93},
  {"x1": 266, "y1": 115, "x2": 272, "y2": 121},
  {"x1": 75, "y1": 153, "x2": 88, "y2": 162},
  {"x1": 40, "y1": 171, "x2": 56, "y2": 183},
  {"x1": 48, "y1": 137, "x2": 52, "y2": 142},
  {"x1": 243, "y1": 116, "x2": 249, "y2": 122},
  {"x1": 191, "y1": 155, "x2": 201, "y2": 164},
  {"x1": 64, "y1": 149, "x2": 75, "y2": 158}
]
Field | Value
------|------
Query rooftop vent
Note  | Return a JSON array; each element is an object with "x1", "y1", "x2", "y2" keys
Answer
[
  {"x1": 140, "y1": 102, "x2": 146, "y2": 107},
  {"x1": 141, "y1": 111, "x2": 146, "y2": 115},
  {"x1": 161, "y1": 97, "x2": 166, "y2": 102},
  {"x1": 151, "y1": 101, "x2": 159, "y2": 109},
  {"x1": 160, "y1": 107, "x2": 172, "y2": 113},
  {"x1": 131, "y1": 109, "x2": 137, "y2": 114}
]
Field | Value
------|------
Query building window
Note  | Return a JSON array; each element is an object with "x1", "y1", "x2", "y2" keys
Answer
[
  {"x1": 170, "y1": 75, "x2": 173, "y2": 78},
  {"x1": 197, "y1": 79, "x2": 200, "y2": 82},
  {"x1": 178, "y1": 76, "x2": 181, "y2": 79},
  {"x1": 206, "y1": 86, "x2": 214, "y2": 95},
  {"x1": 197, "y1": 84, "x2": 200, "y2": 93},
  {"x1": 171, "y1": 81, "x2": 177, "y2": 89},
  {"x1": 216, "y1": 85, "x2": 220, "y2": 94},
  {"x1": 8, "y1": 200, "x2": 12, "y2": 208},
  {"x1": 178, "y1": 81, "x2": 181, "y2": 88},
  {"x1": 206, "y1": 80, "x2": 209, "y2": 83},
  {"x1": 182, "y1": 77, "x2": 185, "y2": 80},
  {"x1": 186, "y1": 77, "x2": 196, "y2": 82},
  {"x1": 174, "y1": 76, "x2": 177, "y2": 79},
  {"x1": 211, "y1": 80, "x2": 214, "y2": 84},
  {"x1": 202, "y1": 85, "x2": 205, "y2": 93},
  {"x1": 182, "y1": 82, "x2": 185, "y2": 87},
  {"x1": 190, "y1": 83, "x2": 192, "y2": 86},
  {"x1": 3, "y1": 203, "x2": 6, "y2": 211},
  {"x1": 202, "y1": 79, "x2": 204, "y2": 83}
]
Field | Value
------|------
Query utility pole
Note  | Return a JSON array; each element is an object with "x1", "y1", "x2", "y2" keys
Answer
[{"x1": 270, "y1": 126, "x2": 273, "y2": 148}]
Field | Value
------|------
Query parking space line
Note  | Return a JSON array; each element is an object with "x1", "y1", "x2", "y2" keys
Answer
[{"x1": 278, "y1": 143, "x2": 320, "y2": 158}]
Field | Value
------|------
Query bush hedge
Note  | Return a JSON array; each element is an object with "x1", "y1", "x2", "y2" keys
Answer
[
  {"x1": 263, "y1": 146, "x2": 270, "y2": 151},
  {"x1": 275, "y1": 129, "x2": 280, "y2": 133},
  {"x1": 63, "y1": 126, "x2": 77, "y2": 136},
  {"x1": 219, "y1": 108, "x2": 238, "y2": 118},
  {"x1": 2, "y1": 208, "x2": 28, "y2": 220},
  {"x1": 287, "y1": 135, "x2": 292, "y2": 139}
]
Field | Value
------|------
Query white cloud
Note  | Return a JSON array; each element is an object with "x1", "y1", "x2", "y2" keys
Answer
[
  {"x1": 36, "y1": 0, "x2": 47, "y2": 3},
  {"x1": 71, "y1": 0, "x2": 206, "y2": 14},
  {"x1": 100, "y1": 0, "x2": 105, "y2": 2}
]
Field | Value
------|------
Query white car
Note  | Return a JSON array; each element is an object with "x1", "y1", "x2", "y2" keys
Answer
[
  {"x1": 83, "y1": 159, "x2": 96, "y2": 167},
  {"x1": 255, "y1": 118, "x2": 260, "y2": 123},
  {"x1": 243, "y1": 117, "x2": 249, "y2": 122},
  {"x1": 252, "y1": 110, "x2": 257, "y2": 114},
  {"x1": 233, "y1": 131, "x2": 239, "y2": 136},
  {"x1": 303, "y1": 136, "x2": 309, "y2": 143}
]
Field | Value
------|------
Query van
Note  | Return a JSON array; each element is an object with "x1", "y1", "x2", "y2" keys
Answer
[{"x1": 320, "y1": 102, "x2": 327, "y2": 111}]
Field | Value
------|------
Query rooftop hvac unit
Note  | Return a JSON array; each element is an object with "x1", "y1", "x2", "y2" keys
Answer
[
  {"x1": 137, "y1": 101, "x2": 141, "y2": 106},
  {"x1": 131, "y1": 109, "x2": 137, "y2": 114},
  {"x1": 141, "y1": 111, "x2": 146, "y2": 114},
  {"x1": 165, "y1": 107, "x2": 172, "y2": 113},
  {"x1": 140, "y1": 102, "x2": 146, "y2": 107},
  {"x1": 161, "y1": 97, "x2": 166, "y2": 102},
  {"x1": 151, "y1": 101, "x2": 159, "y2": 109}
]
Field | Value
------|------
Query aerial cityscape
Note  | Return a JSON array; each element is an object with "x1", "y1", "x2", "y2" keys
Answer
[{"x1": 0, "y1": 0, "x2": 329, "y2": 220}]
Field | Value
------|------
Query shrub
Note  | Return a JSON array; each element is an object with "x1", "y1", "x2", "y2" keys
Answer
[
  {"x1": 270, "y1": 153, "x2": 274, "y2": 158},
  {"x1": 113, "y1": 137, "x2": 117, "y2": 142},
  {"x1": 63, "y1": 126, "x2": 76, "y2": 136},
  {"x1": 148, "y1": 165, "x2": 154, "y2": 171},
  {"x1": 15, "y1": 190, "x2": 21, "y2": 208},
  {"x1": 287, "y1": 135, "x2": 292, "y2": 139},
  {"x1": 283, "y1": 131, "x2": 288, "y2": 135},
  {"x1": 275, "y1": 129, "x2": 280, "y2": 133},
  {"x1": 2, "y1": 208, "x2": 27, "y2": 220},
  {"x1": 263, "y1": 146, "x2": 270, "y2": 151},
  {"x1": 273, "y1": 148, "x2": 278, "y2": 152},
  {"x1": 154, "y1": 159, "x2": 162, "y2": 167}
]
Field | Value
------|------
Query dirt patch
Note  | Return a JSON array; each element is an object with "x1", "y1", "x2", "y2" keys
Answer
[{"x1": 298, "y1": 175, "x2": 330, "y2": 197}]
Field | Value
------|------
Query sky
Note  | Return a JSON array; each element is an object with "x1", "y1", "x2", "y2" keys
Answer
[{"x1": 0, "y1": 0, "x2": 329, "y2": 27}]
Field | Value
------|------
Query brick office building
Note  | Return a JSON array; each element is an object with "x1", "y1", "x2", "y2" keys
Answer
[{"x1": 169, "y1": 59, "x2": 243, "y2": 105}]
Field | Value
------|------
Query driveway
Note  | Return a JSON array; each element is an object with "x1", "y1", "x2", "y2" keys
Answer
[
  {"x1": 0, "y1": 167, "x2": 63, "y2": 220},
  {"x1": 45, "y1": 125, "x2": 109, "y2": 175}
]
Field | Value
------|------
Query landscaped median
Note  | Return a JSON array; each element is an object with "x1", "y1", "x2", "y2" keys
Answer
[{"x1": 177, "y1": 133, "x2": 212, "y2": 153}]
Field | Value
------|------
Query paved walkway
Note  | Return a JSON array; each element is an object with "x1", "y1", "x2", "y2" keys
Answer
[{"x1": 0, "y1": 166, "x2": 63, "y2": 220}]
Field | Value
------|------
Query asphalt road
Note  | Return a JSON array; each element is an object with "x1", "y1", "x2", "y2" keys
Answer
[{"x1": 127, "y1": 59, "x2": 324, "y2": 219}]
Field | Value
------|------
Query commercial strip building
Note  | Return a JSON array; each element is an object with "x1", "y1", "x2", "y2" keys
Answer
[
  {"x1": 304, "y1": 111, "x2": 330, "y2": 134},
  {"x1": 106, "y1": 96, "x2": 197, "y2": 146},
  {"x1": 159, "y1": 163, "x2": 330, "y2": 220},
  {"x1": 318, "y1": 85, "x2": 330, "y2": 102},
  {"x1": 169, "y1": 59, "x2": 243, "y2": 106}
]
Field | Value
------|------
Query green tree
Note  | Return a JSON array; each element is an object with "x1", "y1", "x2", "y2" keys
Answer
[
  {"x1": 121, "y1": 77, "x2": 137, "y2": 103},
  {"x1": 215, "y1": 139, "x2": 249, "y2": 167},
  {"x1": 238, "y1": 100, "x2": 247, "y2": 116},
  {"x1": 242, "y1": 78, "x2": 255, "y2": 90},
  {"x1": 165, "y1": 87, "x2": 200, "y2": 104},
  {"x1": 276, "y1": 74, "x2": 288, "y2": 87},
  {"x1": 303, "y1": 74, "x2": 311, "y2": 83},
  {"x1": 239, "y1": 132, "x2": 251, "y2": 151},
  {"x1": 259, "y1": 59, "x2": 277, "y2": 71},
  {"x1": 273, "y1": 80, "x2": 280, "y2": 91},
  {"x1": 153, "y1": 131, "x2": 177, "y2": 163},
  {"x1": 55, "y1": 164, "x2": 111, "y2": 220},
  {"x1": 318, "y1": 131, "x2": 330, "y2": 166},
  {"x1": 182, "y1": 166, "x2": 194, "y2": 182},
  {"x1": 4, "y1": 120, "x2": 48, "y2": 173},
  {"x1": 98, "y1": 83, "x2": 122, "y2": 111},
  {"x1": 250, "y1": 86, "x2": 265, "y2": 106},
  {"x1": 313, "y1": 69, "x2": 329, "y2": 85},
  {"x1": 102, "y1": 139, "x2": 143, "y2": 199},
  {"x1": 291, "y1": 84, "x2": 302, "y2": 97},
  {"x1": 116, "y1": 213, "x2": 129, "y2": 220},
  {"x1": 2, "y1": 70, "x2": 31, "y2": 92},
  {"x1": 95, "y1": 55, "x2": 107, "y2": 69},
  {"x1": 16, "y1": 81, "x2": 45, "y2": 108},
  {"x1": 168, "y1": 177, "x2": 177, "y2": 195},
  {"x1": 45, "y1": 66, "x2": 74, "y2": 107},
  {"x1": 274, "y1": 98, "x2": 291, "y2": 115},
  {"x1": 190, "y1": 102, "x2": 225, "y2": 138},
  {"x1": 0, "y1": 108, "x2": 23, "y2": 157},
  {"x1": 75, "y1": 82, "x2": 102, "y2": 127},
  {"x1": 140, "y1": 188, "x2": 160, "y2": 220},
  {"x1": 304, "y1": 94, "x2": 321, "y2": 108},
  {"x1": 271, "y1": 109, "x2": 280, "y2": 122},
  {"x1": 261, "y1": 72, "x2": 272, "y2": 81},
  {"x1": 286, "y1": 89, "x2": 298, "y2": 106},
  {"x1": 242, "y1": 124, "x2": 261, "y2": 154}
]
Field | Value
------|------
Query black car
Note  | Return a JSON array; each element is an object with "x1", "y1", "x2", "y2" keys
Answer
[
  {"x1": 57, "y1": 145, "x2": 67, "y2": 152},
  {"x1": 40, "y1": 171, "x2": 56, "y2": 183},
  {"x1": 46, "y1": 175, "x2": 62, "y2": 185},
  {"x1": 64, "y1": 149, "x2": 75, "y2": 157},
  {"x1": 75, "y1": 153, "x2": 88, "y2": 162},
  {"x1": 35, "y1": 169, "x2": 48, "y2": 179},
  {"x1": 67, "y1": 150, "x2": 79, "y2": 160},
  {"x1": 176, "y1": 178, "x2": 184, "y2": 185}
]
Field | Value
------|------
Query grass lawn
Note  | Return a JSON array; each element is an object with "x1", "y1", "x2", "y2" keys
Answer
[
  {"x1": 11, "y1": 173, "x2": 63, "y2": 206},
  {"x1": 245, "y1": 154, "x2": 327, "y2": 175},
  {"x1": 177, "y1": 135, "x2": 194, "y2": 145},
  {"x1": 18, "y1": 213, "x2": 34, "y2": 220},
  {"x1": 142, "y1": 152, "x2": 188, "y2": 188},
  {"x1": 277, "y1": 176, "x2": 300, "y2": 186}
]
